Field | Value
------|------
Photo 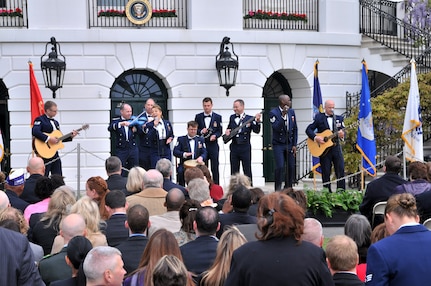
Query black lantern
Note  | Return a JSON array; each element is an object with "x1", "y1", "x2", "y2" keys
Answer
[
  {"x1": 215, "y1": 37, "x2": 239, "y2": 96},
  {"x1": 40, "y1": 37, "x2": 66, "y2": 98}
]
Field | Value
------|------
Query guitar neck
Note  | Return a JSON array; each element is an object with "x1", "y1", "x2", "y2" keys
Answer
[{"x1": 58, "y1": 127, "x2": 83, "y2": 142}]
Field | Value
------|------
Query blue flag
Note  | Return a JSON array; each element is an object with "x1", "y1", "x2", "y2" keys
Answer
[
  {"x1": 356, "y1": 62, "x2": 376, "y2": 176},
  {"x1": 312, "y1": 61, "x2": 323, "y2": 174}
]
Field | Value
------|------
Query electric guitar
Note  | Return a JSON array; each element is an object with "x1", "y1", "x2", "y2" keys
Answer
[
  {"x1": 307, "y1": 129, "x2": 337, "y2": 157},
  {"x1": 222, "y1": 113, "x2": 261, "y2": 144},
  {"x1": 33, "y1": 124, "x2": 89, "y2": 159}
]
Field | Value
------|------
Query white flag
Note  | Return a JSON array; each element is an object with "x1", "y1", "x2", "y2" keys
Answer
[{"x1": 401, "y1": 60, "x2": 423, "y2": 162}]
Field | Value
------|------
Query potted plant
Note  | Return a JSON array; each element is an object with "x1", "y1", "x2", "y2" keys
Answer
[{"x1": 305, "y1": 189, "x2": 364, "y2": 226}]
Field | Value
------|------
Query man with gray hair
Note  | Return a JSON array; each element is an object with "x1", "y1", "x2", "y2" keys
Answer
[
  {"x1": 105, "y1": 156, "x2": 127, "y2": 192},
  {"x1": 83, "y1": 246, "x2": 126, "y2": 286},
  {"x1": 126, "y1": 169, "x2": 167, "y2": 215},
  {"x1": 302, "y1": 218, "x2": 324, "y2": 247},
  {"x1": 188, "y1": 178, "x2": 216, "y2": 207},
  {"x1": 156, "y1": 158, "x2": 187, "y2": 196},
  {"x1": 0, "y1": 191, "x2": 10, "y2": 210}
]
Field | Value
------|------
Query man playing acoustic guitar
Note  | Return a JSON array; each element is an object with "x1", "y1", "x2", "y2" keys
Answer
[
  {"x1": 32, "y1": 101, "x2": 78, "y2": 176},
  {"x1": 306, "y1": 99, "x2": 345, "y2": 192}
]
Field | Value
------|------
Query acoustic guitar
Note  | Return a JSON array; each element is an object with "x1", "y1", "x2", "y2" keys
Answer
[
  {"x1": 33, "y1": 124, "x2": 89, "y2": 159},
  {"x1": 307, "y1": 129, "x2": 337, "y2": 157}
]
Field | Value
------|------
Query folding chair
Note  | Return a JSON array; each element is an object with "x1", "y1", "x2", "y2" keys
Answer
[
  {"x1": 423, "y1": 218, "x2": 431, "y2": 230},
  {"x1": 371, "y1": 201, "x2": 387, "y2": 228}
]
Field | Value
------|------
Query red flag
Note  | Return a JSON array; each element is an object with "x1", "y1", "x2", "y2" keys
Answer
[{"x1": 29, "y1": 62, "x2": 44, "y2": 126}]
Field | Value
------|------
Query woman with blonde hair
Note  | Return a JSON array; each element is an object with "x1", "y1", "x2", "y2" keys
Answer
[
  {"x1": 86, "y1": 176, "x2": 110, "y2": 220},
  {"x1": 126, "y1": 166, "x2": 146, "y2": 194},
  {"x1": 217, "y1": 173, "x2": 251, "y2": 212},
  {"x1": 199, "y1": 226, "x2": 247, "y2": 286}
]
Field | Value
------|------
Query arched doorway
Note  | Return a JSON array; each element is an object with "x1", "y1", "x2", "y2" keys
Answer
[
  {"x1": 109, "y1": 69, "x2": 168, "y2": 155},
  {"x1": 262, "y1": 71, "x2": 292, "y2": 182},
  {"x1": 0, "y1": 79, "x2": 10, "y2": 173}
]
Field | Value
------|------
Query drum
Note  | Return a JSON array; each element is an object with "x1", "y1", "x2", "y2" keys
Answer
[{"x1": 184, "y1": 159, "x2": 199, "y2": 169}]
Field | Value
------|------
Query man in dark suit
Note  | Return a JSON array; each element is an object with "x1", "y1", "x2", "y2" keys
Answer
[
  {"x1": 359, "y1": 155, "x2": 407, "y2": 226},
  {"x1": 32, "y1": 101, "x2": 78, "y2": 176},
  {"x1": 137, "y1": 98, "x2": 155, "y2": 170},
  {"x1": 39, "y1": 213, "x2": 87, "y2": 285},
  {"x1": 0, "y1": 227, "x2": 45, "y2": 286},
  {"x1": 115, "y1": 204, "x2": 150, "y2": 274},
  {"x1": 225, "y1": 99, "x2": 261, "y2": 184},
  {"x1": 108, "y1": 103, "x2": 139, "y2": 176},
  {"x1": 217, "y1": 185, "x2": 257, "y2": 238},
  {"x1": 104, "y1": 190, "x2": 129, "y2": 247},
  {"x1": 156, "y1": 158, "x2": 187, "y2": 196},
  {"x1": 4, "y1": 168, "x2": 29, "y2": 213},
  {"x1": 306, "y1": 99, "x2": 345, "y2": 191},
  {"x1": 269, "y1": 95, "x2": 298, "y2": 190},
  {"x1": 21, "y1": 157, "x2": 46, "y2": 203},
  {"x1": 180, "y1": 206, "x2": 219, "y2": 276},
  {"x1": 194, "y1": 97, "x2": 223, "y2": 184},
  {"x1": 173, "y1": 121, "x2": 207, "y2": 186},
  {"x1": 105, "y1": 156, "x2": 127, "y2": 193},
  {"x1": 326, "y1": 235, "x2": 364, "y2": 286}
]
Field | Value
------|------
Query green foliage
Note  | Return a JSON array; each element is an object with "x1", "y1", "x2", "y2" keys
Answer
[
  {"x1": 305, "y1": 189, "x2": 363, "y2": 217},
  {"x1": 343, "y1": 71, "x2": 431, "y2": 174}
]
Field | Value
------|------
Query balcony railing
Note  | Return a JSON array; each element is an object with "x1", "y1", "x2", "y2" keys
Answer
[
  {"x1": 89, "y1": 0, "x2": 187, "y2": 28},
  {"x1": 243, "y1": 0, "x2": 318, "y2": 31},
  {"x1": 0, "y1": 0, "x2": 27, "y2": 27}
]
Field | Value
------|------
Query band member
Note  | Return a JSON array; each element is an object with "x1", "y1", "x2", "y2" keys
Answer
[
  {"x1": 145, "y1": 104, "x2": 174, "y2": 168},
  {"x1": 137, "y1": 98, "x2": 155, "y2": 170},
  {"x1": 173, "y1": 121, "x2": 207, "y2": 186},
  {"x1": 225, "y1": 99, "x2": 261, "y2": 184},
  {"x1": 269, "y1": 95, "x2": 298, "y2": 190},
  {"x1": 32, "y1": 101, "x2": 77, "y2": 176},
  {"x1": 194, "y1": 97, "x2": 222, "y2": 184},
  {"x1": 108, "y1": 103, "x2": 139, "y2": 176},
  {"x1": 306, "y1": 99, "x2": 345, "y2": 191}
]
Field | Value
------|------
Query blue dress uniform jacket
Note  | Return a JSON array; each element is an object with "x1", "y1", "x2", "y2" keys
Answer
[
  {"x1": 144, "y1": 119, "x2": 174, "y2": 168},
  {"x1": 173, "y1": 135, "x2": 207, "y2": 186},
  {"x1": 305, "y1": 112, "x2": 345, "y2": 191},
  {"x1": 269, "y1": 107, "x2": 298, "y2": 189},
  {"x1": 227, "y1": 114, "x2": 260, "y2": 182},
  {"x1": 195, "y1": 112, "x2": 223, "y2": 184},
  {"x1": 137, "y1": 111, "x2": 153, "y2": 170},
  {"x1": 108, "y1": 117, "x2": 139, "y2": 174},
  {"x1": 365, "y1": 224, "x2": 431, "y2": 286}
]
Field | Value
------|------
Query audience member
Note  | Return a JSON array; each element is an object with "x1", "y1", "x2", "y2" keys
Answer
[
  {"x1": 0, "y1": 190, "x2": 10, "y2": 210},
  {"x1": 360, "y1": 155, "x2": 407, "y2": 227},
  {"x1": 153, "y1": 255, "x2": 190, "y2": 286},
  {"x1": 24, "y1": 176, "x2": 54, "y2": 223},
  {"x1": 414, "y1": 188, "x2": 431, "y2": 222},
  {"x1": 184, "y1": 167, "x2": 205, "y2": 186},
  {"x1": 395, "y1": 161, "x2": 431, "y2": 195},
  {"x1": 4, "y1": 168, "x2": 29, "y2": 213},
  {"x1": 156, "y1": 157, "x2": 187, "y2": 196},
  {"x1": 370, "y1": 222, "x2": 387, "y2": 244},
  {"x1": 224, "y1": 192, "x2": 333, "y2": 286},
  {"x1": 30, "y1": 186, "x2": 76, "y2": 255},
  {"x1": 105, "y1": 156, "x2": 128, "y2": 193},
  {"x1": 0, "y1": 171, "x2": 4, "y2": 191},
  {"x1": 0, "y1": 227, "x2": 45, "y2": 285},
  {"x1": 125, "y1": 166, "x2": 147, "y2": 195},
  {"x1": 21, "y1": 156, "x2": 46, "y2": 203},
  {"x1": 115, "y1": 204, "x2": 150, "y2": 274},
  {"x1": 196, "y1": 164, "x2": 223, "y2": 202},
  {"x1": 126, "y1": 169, "x2": 167, "y2": 215},
  {"x1": 50, "y1": 173, "x2": 66, "y2": 190},
  {"x1": 247, "y1": 187, "x2": 264, "y2": 217},
  {"x1": 124, "y1": 229, "x2": 193, "y2": 286},
  {"x1": 199, "y1": 226, "x2": 247, "y2": 286},
  {"x1": 282, "y1": 187, "x2": 307, "y2": 213},
  {"x1": 86, "y1": 176, "x2": 110, "y2": 220},
  {"x1": 217, "y1": 185, "x2": 256, "y2": 238},
  {"x1": 180, "y1": 206, "x2": 219, "y2": 277},
  {"x1": 0, "y1": 207, "x2": 44, "y2": 263},
  {"x1": 326, "y1": 235, "x2": 363, "y2": 286},
  {"x1": 39, "y1": 213, "x2": 87, "y2": 285},
  {"x1": 217, "y1": 173, "x2": 251, "y2": 211},
  {"x1": 302, "y1": 217, "x2": 324, "y2": 247},
  {"x1": 344, "y1": 214, "x2": 371, "y2": 282},
  {"x1": 188, "y1": 178, "x2": 216, "y2": 207},
  {"x1": 51, "y1": 235, "x2": 93, "y2": 286},
  {"x1": 366, "y1": 193, "x2": 431, "y2": 285},
  {"x1": 104, "y1": 189, "x2": 129, "y2": 246},
  {"x1": 83, "y1": 246, "x2": 126, "y2": 286},
  {"x1": 149, "y1": 188, "x2": 185, "y2": 237},
  {"x1": 174, "y1": 199, "x2": 201, "y2": 246}
]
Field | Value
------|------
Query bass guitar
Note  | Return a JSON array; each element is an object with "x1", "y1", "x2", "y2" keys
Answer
[
  {"x1": 222, "y1": 114, "x2": 260, "y2": 144},
  {"x1": 307, "y1": 129, "x2": 337, "y2": 157},
  {"x1": 33, "y1": 124, "x2": 89, "y2": 159}
]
